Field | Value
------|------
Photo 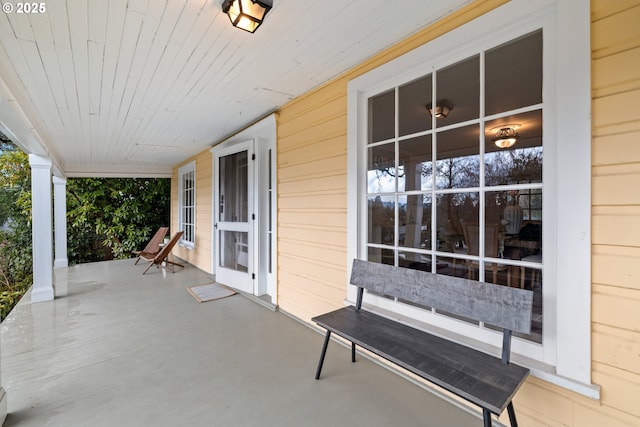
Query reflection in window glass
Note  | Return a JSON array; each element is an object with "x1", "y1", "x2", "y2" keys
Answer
[
  {"x1": 399, "y1": 75, "x2": 432, "y2": 136},
  {"x1": 485, "y1": 110, "x2": 543, "y2": 186},
  {"x1": 399, "y1": 194, "x2": 432, "y2": 250},
  {"x1": 363, "y1": 30, "x2": 544, "y2": 343},
  {"x1": 436, "y1": 125, "x2": 480, "y2": 189},
  {"x1": 398, "y1": 135, "x2": 432, "y2": 192},
  {"x1": 368, "y1": 247, "x2": 394, "y2": 266},
  {"x1": 368, "y1": 195, "x2": 395, "y2": 245},
  {"x1": 485, "y1": 30, "x2": 542, "y2": 116},
  {"x1": 369, "y1": 89, "x2": 395, "y2": 143},
  {"x1": 436, "y1": 55, "x2": 479, "y2": 126},
  {"x1": 435, "y1": 192, "x2": 478, "y2": 253},
  {"x1": 368, "y1": 143, "x2": 396, "y2": 193}
]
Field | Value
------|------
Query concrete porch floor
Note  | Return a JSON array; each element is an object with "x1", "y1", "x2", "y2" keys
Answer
[{"x1": 1, "y1": 259, "x2": 483, "y2": 426}]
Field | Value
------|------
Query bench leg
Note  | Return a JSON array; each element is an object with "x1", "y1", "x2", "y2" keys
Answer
[
  {"x1": 483, "y1": 409, "x2": 492, "y2": 427},
  {"x1": 507, "y1": 402, "x2": 518, "y2": 427},
  {"x1": 315, "y1": 331, "x2": 332, "y2": 380},
  {"x1": 352, "y1": 343, "x2": 356, "y2": 362}
]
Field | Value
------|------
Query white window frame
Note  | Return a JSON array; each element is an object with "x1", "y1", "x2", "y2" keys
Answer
[
  {"x1": 178, "y1": 161, "x2": 196, "y2": 249},
  {"x1": 347, "y1": 0, "x2": 597, "y2": 398}
]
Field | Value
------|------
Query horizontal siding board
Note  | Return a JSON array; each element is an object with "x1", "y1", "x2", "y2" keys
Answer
[
  {"x1": 278, "y1": 212, "x2": 346, "y2": 230},
  {"x1": 573, "y1": 401, "x2": 640, "y2": 427},
  {"x1": 278, "y1": 174, "x2": 346, "y2": 194},
  {"x1": 593, "y1": 284, "x2": 640, "y2": 332},
  {"x1": 592, "y1": 166, "x2": 640, "y2": 205},
  {"x1": 278, "y1": 239, "x2": 346, "y2": 266},
  {"x1": 592, "y1": 89, "x2": 640, "y2": 132},
  {"x1": 592, "y1": 206, "x2": 640, "y2": 246},
  {"x1": 278, "y1": 226, "x2": 346, "y2": 247},
  {"x1": 593, "y1": 130, "x2": 640, "y2": 166},
  {"x1": 278, "y1": 193, "x2": 346, "y2": 211},
  {"x1": 592, "y1": 245, "x2": 640, "y2": 290},
  {"x1": 592, "y1": 362, "x2": 640, "y2": 418},
  {"x1": 592, "y1": 324, "x2": 640, "y2": 374},
  {"x1": 279, "y1": 156, "x2": 346, "y2": 183},
  {"x1": 278, "y1": 135, "x2": 347, "y2": 167},
  {"x1": 591, "y1": 5, "x2": 640, "y2": 59},
  {"x1": 591, "y1": 0, "x2": 640, "y2": 21},
  {"x1": 592, "y1": 47, "x2": 640, "y2": 98},
  {"x1": 277, "y1": 95, "x2": 346, "y2": 140},
  {"x1": 279, "y1": 120, "x2": 347, "y2": 156}
]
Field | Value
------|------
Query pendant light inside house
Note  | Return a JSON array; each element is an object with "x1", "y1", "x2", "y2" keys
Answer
[
  {"x1": 222, "y1": 0, "x2": 272, "y2": 33},
  {"x1": 492, "y1": 127, "x2": 519, "y2": 148},
  {"x1": 427, "y1": 104, "x2": 451, "y2": 119}
]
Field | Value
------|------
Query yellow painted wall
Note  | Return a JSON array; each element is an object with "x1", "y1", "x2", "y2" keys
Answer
[
  {"x1": 171, "y1": 150, "x2": 212, "y2": 272},
  {"x1": 169, "y1": 0, "x2": 640, "y2": 424},
  {"x1": 274, "y1": 0, "x2": 640, "y2": 426}
]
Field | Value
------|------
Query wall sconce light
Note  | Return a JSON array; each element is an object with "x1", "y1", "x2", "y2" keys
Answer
[
  {"x1": 426, "y1": 104, "x2": 451, "y2": 119},
  {"x1": 222, "y1": 0, "x2": 272, "y2": 33},
  {"x1": 492, "y1": 126, "x2": 520, "y2": 148}
]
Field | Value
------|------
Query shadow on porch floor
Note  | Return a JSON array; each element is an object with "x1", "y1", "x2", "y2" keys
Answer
[{"x1": 1, "y1": 259, "x2": 482, "y2": 426}]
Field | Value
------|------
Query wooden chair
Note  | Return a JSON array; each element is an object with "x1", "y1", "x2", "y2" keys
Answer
[
  {"x1": 133, "y1": 227, "x2": 169, "y2": 265},
  {"x1": 139, "y1": 231, "x2": 184, "y2": 274},
  {"x1": 460, "y1": 222, "x2": 511, "y2": 286}
]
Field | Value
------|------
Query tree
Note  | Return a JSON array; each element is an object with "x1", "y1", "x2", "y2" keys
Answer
[
  {"x1": 67, "y1": 177, "x2": 171, "y2": 263},
  {"x1": 0, "y1": 132, "x2": 171, "y2": 319}
]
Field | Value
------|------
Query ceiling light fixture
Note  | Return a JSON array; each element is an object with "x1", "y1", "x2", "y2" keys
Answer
[
  {"x1": 426, "y1": 104, "x2": 451, "y2": 119},
  {"x1": 222, "y1": 0, "x2": 272, "y2": 33},
  {"x1": 492, "y1": 126, "x2": 520, "y2": 149}
]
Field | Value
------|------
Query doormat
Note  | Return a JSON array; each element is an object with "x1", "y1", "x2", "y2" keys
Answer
[{"x1": 187, "y1": 283, "x2": 236, "y2": 303}]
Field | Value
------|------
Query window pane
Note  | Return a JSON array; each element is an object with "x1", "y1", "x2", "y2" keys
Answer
[
  {"x1": 485, "y1": 30, "x2": 542, "y2": 116},
  {"x1": 485, "y1": 110, "x2": 543, "y2": 186},
  {"x1": 399, "y1": 194, "x2": 432, "y2": 250},
  {"x1": 399, "y1": 75, "x2": 432, "y2": 136},
  {"x1": 369, "y1": 89, "x2": 395, "y2": 143},
  {"x1": 436, "y1": 55, "x2": 479, "y2": 126},
  {"x1": 436, "y1": 125, "x2": 480, "y2": 189},
  {"x1": 368, "y1": 143, "x2": 396, "y2": 193},
  {"x1": 219, "y1": 151, "x2": 248, "y2": 222},
  {"x1": 368, "y1": 195, "x2": 394, "y2": 245},
  {"x1": 398, "y1": 135, "x2": 432, "y2": 192},
  {"x1": 368, "y1": 247, "x2": 394, "y2": 266},
  {"x1": 436, "y1": 192, "x2": 478, "y2": 253}
]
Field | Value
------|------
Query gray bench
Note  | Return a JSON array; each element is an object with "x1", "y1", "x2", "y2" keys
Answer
[{"x1": 313, "y1": 259, "x2": 533, "y2": 427}]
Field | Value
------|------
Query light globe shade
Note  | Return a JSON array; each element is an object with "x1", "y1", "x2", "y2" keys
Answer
[{"x1": 222, "y1": 0, "x2": 272, "y2": 33}]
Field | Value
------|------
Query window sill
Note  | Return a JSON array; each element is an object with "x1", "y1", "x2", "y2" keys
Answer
[
  {"x1": 179, "y1": 241, "x2": 195, "y2": 250},
  {"x1": 345, "y1": 298, "x2": 601, "y2": 401}
]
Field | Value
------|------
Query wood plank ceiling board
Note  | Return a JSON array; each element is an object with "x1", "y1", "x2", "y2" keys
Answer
[{"x1": 0, "y1": 0, "x2": 474, "y2": 177}]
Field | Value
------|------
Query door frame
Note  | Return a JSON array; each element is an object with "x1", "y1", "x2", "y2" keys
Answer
[
  {"x1": 213, "y1": 139, "x2": 255, "y2": 294},
  {"x1": 209, "y1": 114, "x2": 277, "y2": 303}
]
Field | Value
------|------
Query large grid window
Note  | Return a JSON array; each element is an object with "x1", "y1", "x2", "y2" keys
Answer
[
  {"x1": 178, "y1": 161, "x2": 196, "y2": 248},
  {"x1": 366, "y1": 31, "x2": 543, "y2": 343}
]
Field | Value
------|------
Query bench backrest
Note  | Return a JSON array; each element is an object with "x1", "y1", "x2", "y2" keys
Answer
[{"x1": 350, "y1": 259, "x2": 533, "y2": 335}]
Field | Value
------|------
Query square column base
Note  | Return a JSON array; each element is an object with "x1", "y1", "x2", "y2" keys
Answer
[{"x1": 30, "y1": 286, "x2": 55, "y2": 303}]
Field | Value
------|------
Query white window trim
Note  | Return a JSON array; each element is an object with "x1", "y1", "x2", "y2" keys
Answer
[
  {"x1": 347, "y1": 0, "x2": 598, "y2": 398},
  {"x1": 178, "y1": 161, "x2": 196, "y2": 249}
]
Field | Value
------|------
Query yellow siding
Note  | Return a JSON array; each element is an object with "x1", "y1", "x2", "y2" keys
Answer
[
  {"x1": 167, "y1": 0, "x2": 640, "y2": 424},
  {"x1": 591, "y1": 0, "x2": 640, "y2": 422},
  {"x1": 272, "y1": 0, "x2": 640, "y2": 425},
  {"x1": 171, "y1": 150, "x2": 212, "y2": 273}
]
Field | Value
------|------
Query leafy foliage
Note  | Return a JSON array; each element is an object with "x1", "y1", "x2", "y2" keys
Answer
[
  {"x1": 0, "y1": 138, "x2": 33, "y2": 319},
  {"x1": 0, "y1": 134, "x2": 170, "y2": 320},
  {"x1": 67, "y1": 177, "x2": 171, "y2": 262}
]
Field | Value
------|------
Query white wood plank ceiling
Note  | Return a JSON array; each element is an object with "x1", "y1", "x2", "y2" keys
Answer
[{"x1": 0, "y1": 0, "x2": 472, "y2": 177}]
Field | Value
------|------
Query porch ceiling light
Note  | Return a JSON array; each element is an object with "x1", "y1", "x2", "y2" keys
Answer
[
  {"x1": 492, "y1": 126, "x2": 520, "y2": 149},
  {"x1": 222, "y1": 0, "x2": 272, "y2": 33},
  {"x1": 426, "y1": 103, "x2": 451, "y2": 119}
]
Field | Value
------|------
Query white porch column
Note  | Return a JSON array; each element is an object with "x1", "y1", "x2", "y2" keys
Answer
[
  {"x1": 29, "y1": 154, "x2": 55, "y2": 302},
  {"x1": 53, "y1": 176, "x2": 68, "y2": 268}
]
